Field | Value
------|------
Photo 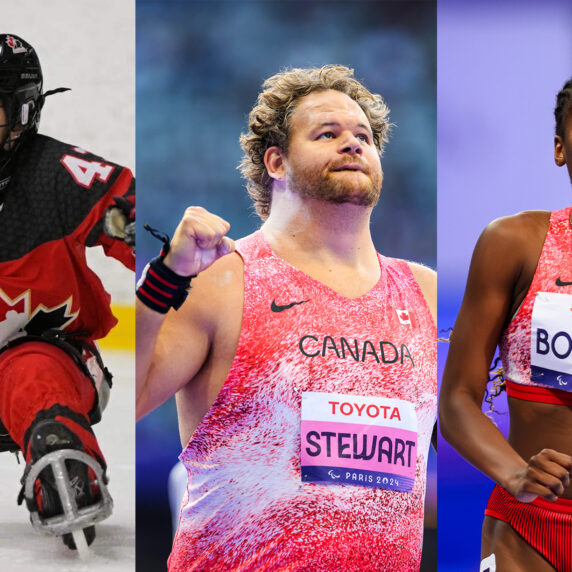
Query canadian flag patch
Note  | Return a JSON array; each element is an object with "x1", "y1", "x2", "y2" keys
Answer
[{"x1": 396, "y1": 309, "x2": 411, "y2": 325}]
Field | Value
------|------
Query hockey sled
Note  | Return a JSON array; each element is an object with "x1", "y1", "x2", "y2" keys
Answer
[{"x1": 23, "y1": 448, "x2": 113, "y2": 537}]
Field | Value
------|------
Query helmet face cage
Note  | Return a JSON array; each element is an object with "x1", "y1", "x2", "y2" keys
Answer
[{"x1": 4, "y1": 83, "x2": 43, "y2": 130}]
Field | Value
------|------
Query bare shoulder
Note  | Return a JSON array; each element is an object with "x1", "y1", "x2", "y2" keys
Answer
[
  {"x1": 405, "y1": 260, "x2": 436, "y2": 322},
  {"x1": 406, "y1": 260, "x2": 436, "y2": 292},
  {"x1": 469, "y1": 210, "x2": 550, "y2": 279},
  {"x1": 482, "y1": 210, "x2": 550, "y2": 249},
  {"x1": 493, "y1": 209, "x2": 551, "y2": 226}
]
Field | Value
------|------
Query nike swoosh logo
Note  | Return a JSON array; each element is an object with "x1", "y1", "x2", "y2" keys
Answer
[
  {"x1": 271, "y1": 299, "x2": 310, "y2": 313},
  {"x1": 556, "y1": 278, "x2": 572, "y2": 287}
]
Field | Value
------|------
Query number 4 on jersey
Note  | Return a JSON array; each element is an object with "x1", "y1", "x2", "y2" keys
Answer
[{"x1": 61, "y1": 154, "x2": 114, "y2": 189}]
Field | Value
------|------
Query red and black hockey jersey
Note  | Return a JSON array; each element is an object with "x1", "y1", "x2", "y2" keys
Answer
[{"x1": 0, "y1": 134, "x2": 134, "y2": 347}]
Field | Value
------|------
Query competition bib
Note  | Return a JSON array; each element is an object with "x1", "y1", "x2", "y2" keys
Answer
[
  {"x1": 530, "y1": 292, "x2": 572, "y2": 391},
  {"x1": 300, "y1": 392, "x2": 418, "y2": 492}
]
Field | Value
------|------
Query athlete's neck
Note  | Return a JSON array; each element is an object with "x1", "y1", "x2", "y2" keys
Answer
[{"x1": 261, "y1": 188, "x2": 377, "y2": 269}]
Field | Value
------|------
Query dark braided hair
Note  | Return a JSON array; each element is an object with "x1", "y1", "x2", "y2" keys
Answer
[
  {"x1": 554, "y1": 78, "x2": 572, "y2": 138},
  {"x1": 484, "y1": 356, "x2": 506, "y2": 417}
]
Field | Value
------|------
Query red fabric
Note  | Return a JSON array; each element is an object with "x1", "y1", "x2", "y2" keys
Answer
[
  {"x1": 506, "y1": 380, "x2": 572, "y2": 406},
  {"x1": 0, "y1": 237, "x2": 119, "y2": 343},
  {"x1": 485, "y1": 484, "x2": 572, "y2": 572},
  {"x1": 0, "y1": 137, "x2": 135, "y2": 349},
  {"x1": 0, "y1": 341, "x2": 104, "y2": 464},
  {"x1": 85, "y1": 168, "x2": 135, "y2": 271},
  {"x1": 0, "y1": 171, "x2": 134, "y2": 346},
  {"x1": 499, "y1": 207, "x2": 572, "y2": 396},
  {"x1": 169, "y1": 230, "x2": 437, "y2": 572}
]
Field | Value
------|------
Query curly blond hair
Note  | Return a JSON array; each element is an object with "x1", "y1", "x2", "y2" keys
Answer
[{"x1": 239, "y1": 65, "x2": 391, "y2": 220}]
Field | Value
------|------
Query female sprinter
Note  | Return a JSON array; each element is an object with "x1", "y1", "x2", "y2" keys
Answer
[{"x1": 439, "y1": 79, "x2": 572, "y2": 572}]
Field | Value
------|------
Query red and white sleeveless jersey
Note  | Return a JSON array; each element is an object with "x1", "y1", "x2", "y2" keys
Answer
[
  {"x1": 500, "y1": 207, "x2": 572, "y2": 398},
  {"x1": 169, "y1": 231, "x2": 436, "y2": 571}
]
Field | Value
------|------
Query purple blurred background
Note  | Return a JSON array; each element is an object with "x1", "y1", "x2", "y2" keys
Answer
[{"x1": 438, "y1": 0, "x2": 572, "y2": 569}]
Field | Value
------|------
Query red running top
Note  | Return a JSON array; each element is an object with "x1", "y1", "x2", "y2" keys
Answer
[
  {"x1": 500, "y1": 207, "x2": 572, "y2": 405},
  {"x1": 169, "y1": 230, "x2": 436, "y2": 571}
]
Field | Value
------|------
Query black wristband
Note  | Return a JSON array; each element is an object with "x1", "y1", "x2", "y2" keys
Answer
[{"x1": 136, "y1": 256, "x2": 195, "y2": 313}]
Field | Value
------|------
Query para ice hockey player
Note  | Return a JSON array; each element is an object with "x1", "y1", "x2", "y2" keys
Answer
[{"x1": 0, "y1": 34, "x2": 134, "y2": 551}]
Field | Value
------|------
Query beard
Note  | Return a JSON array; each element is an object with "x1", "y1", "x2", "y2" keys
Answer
[{"x1": 286, "y1": 159, "x2": 382, "y2": 207}]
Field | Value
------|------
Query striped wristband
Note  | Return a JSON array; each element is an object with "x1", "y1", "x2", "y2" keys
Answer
[{"x1": 136, "y1": 256, "x2": 196, "y2": 313}]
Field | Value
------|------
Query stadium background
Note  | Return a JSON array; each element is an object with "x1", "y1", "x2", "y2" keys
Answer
[{"x1": 136, "y1": 1, "x2": 437, "y2": 570}]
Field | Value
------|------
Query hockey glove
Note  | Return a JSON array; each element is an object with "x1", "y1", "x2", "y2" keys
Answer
[{"x1": 104, "y1": 196, "x2": 135, "y2": 247}]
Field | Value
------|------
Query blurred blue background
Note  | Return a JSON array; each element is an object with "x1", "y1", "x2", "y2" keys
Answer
[
  {"x1": 437, "y1": 0, "x2": 572, "y2": 570},
  {"x1": 136, "y1": 1, "x2": 436, "y2": 570}
]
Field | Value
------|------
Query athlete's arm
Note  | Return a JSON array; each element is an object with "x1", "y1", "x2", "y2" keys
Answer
[
  {"x1": 58, "y1": 142, "x2": 136, "y2": 269},
  {"x1": 439, "y1": 214, "x2": 572, "y2": 502},
  {"x1": 135, "y1": 282, "x2": 212, "y2": 419},
  {"x1": 99, "y1": 181, "x2": 135, "y2": 268},
  {"x1": 136, "y1": 207, "x2": 235, "y2": 419}
]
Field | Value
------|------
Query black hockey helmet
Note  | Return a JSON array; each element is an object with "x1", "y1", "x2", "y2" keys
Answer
[{"x1": 0, "y1": 34, "x2": 44, "y2": 137}]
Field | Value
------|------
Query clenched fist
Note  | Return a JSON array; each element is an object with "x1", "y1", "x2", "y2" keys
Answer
[
  {"x1": 507, "y1": 448, "x2": 572, "y2": 503},
  {"x1": 163, "y1": 207, "x2": 235, "y2": 277}
]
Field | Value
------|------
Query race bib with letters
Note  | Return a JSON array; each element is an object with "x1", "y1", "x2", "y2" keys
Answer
[
  {"x1": 530, "y1": 292, "x2": 572, "y2": 390},
  {"x1": 301, "y1": 391, "x2": 418, "y2": 492}
]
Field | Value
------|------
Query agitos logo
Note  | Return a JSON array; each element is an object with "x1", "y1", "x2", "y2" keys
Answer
[{"x1": 298, "y1": 335, "x2": 415, "y2": 366}]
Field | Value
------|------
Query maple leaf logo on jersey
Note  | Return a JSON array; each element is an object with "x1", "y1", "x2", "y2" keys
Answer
[
  {"x1": 0, "y1": 289, "x2": 79, "y2": 346},
  {"x1": 25, "y1": 300, "x2": 79, "y2": 336}
]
